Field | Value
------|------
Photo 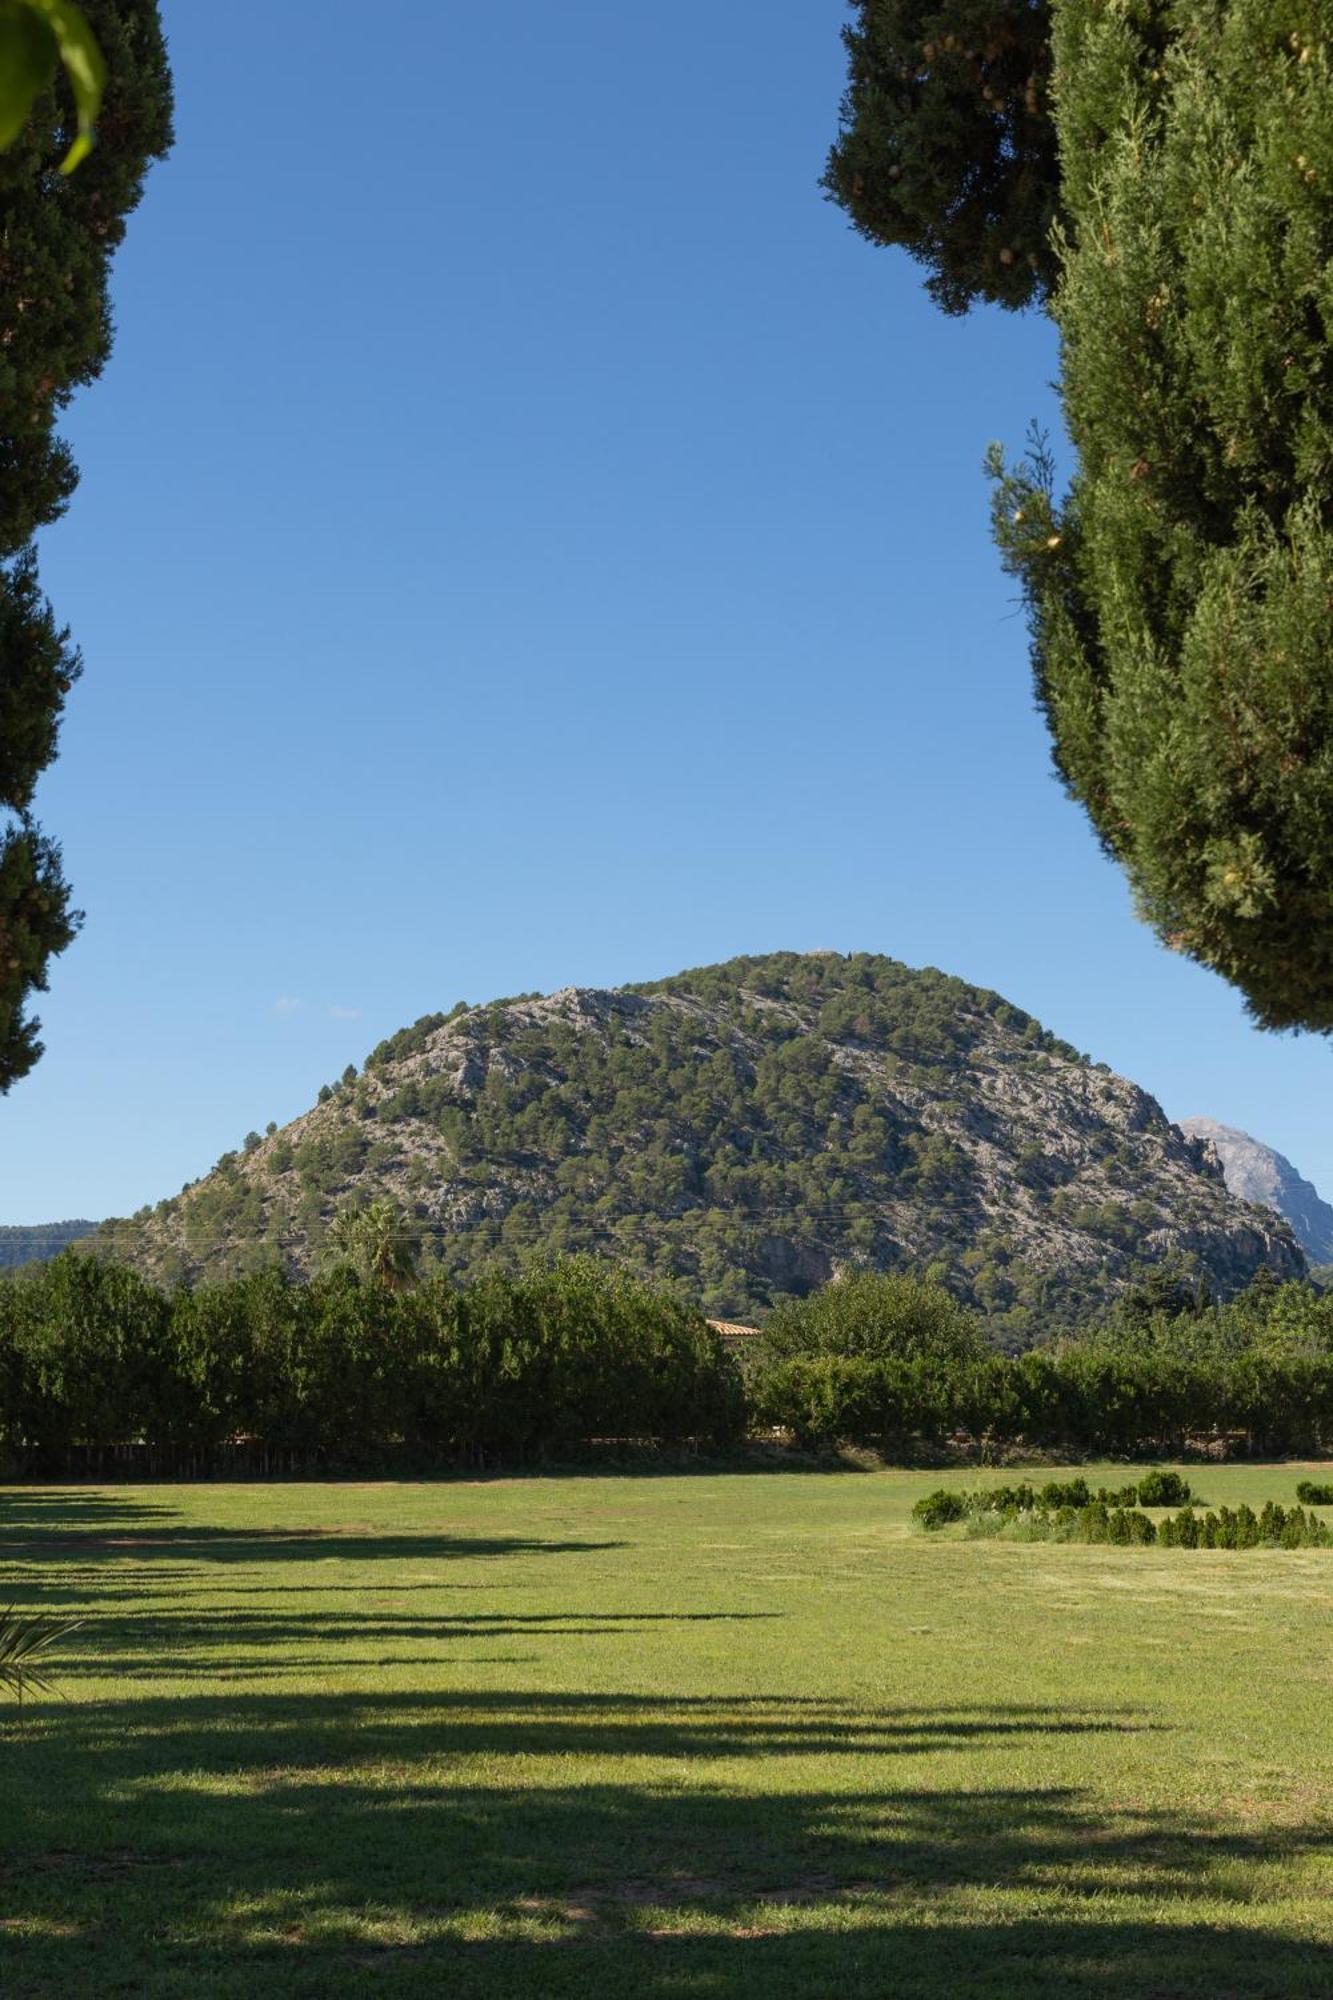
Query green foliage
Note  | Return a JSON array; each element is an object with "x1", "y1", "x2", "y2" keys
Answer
[
  {"x1": 763, "y1": 1269, "x2": 985, "y2": 1364},
  {"x1": 753, "y1": 1286, "x2": 1333, "y2": 1456},
  {"x1": 991, "y1": 4, "x2": 1333, "y2": 1029},
  {"x1": 0, "y1": 1252, "x2": 745, "y2": 1470},
  {"x1": 0, "y1": 0, "x2": 170, "y2": 1088},
  {"x1": 914, "y1": 1484, "x2": 1329, "y2": 1549},
  {"x1": 912, "y1": 1487, "x2": 967, "y2": 1527},
  {"x1": 913, "y1": 1474, "x2": 1194, "y2": 1528},
  {"x1": 0, "y1": 1217, "x2": 95, "y2": 1268},
  {"x1": 1295, "y1": 1479, "x2": 1333, "y2": 1505},
  {"x1": 0, "y1": 0, "x2": 104, "y2": 170},
  {"x1": 1135, "y1": 1468, "x2": 1193, "y2": 1509},
  {"x1": 824, "y1": 1, "x2": 1058, "y2": 312},
  {"x1": 322, "y1": 1198, "x2": 421, "y2": 1293},
  {"x1": 828, "y1": 8, "x2": 1333, "y2": 1028},
  {"x1": 0, "y1": 1605, "x2": 81, "y2": 1699}
]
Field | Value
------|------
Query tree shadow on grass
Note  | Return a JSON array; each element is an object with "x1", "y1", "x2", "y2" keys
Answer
[
  {"x1": 0, "y1": 1691, "x2": 1327, "y2": 1998},
  {"x1": 0, "y1": 1524, "x2": 628, "y2": 1565},
  {"x1": 34, "y1": 1608, "x2": 781, "y2": 1676}
]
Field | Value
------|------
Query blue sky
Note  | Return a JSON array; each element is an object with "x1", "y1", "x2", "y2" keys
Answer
[{"x1": 2, "y1": 0, "x2": 1330, "y2": 1225}]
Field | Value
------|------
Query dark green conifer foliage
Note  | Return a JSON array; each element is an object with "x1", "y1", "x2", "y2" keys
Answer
[
  {"x1": 0, "y1": 1, "x2": 171, "y2": 1089},
  {"x1": 991, "y1": 3, "x2": 1333, "y2": 1029},
  {"x1": 831, "y1": 4, "x2": 1333, "y2": 1031},
  {"x1": 824, "y1": 1, "x2": 1059, "y2": 313}
]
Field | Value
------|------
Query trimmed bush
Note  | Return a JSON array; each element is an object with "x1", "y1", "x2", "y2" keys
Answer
[
  {"x1": 1135, "y1": 1470, "x2": 1194, "y2": 1509},
  {"x1": 912, "y1": 1489, "x2": 969, "y2": 1529}
]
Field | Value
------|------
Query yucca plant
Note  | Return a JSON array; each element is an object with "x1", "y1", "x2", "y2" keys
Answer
[{"x1": 0, "y1": 1608, "x2": 82, "y2": 1704}]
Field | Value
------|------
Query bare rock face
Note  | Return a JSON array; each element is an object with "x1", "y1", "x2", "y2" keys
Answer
[
  {"x1": 99, "y1": 952, "x2": 1304, "y2": 1336},
  {"x1": 1177, "y1": 1117, "x2": 1333, "y2": 1265}
]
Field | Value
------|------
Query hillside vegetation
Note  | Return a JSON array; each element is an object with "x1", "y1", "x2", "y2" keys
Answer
[
  {"x1": 97, "y1": 952, "x2": 1300, "y2": 1335},
  {"x1": 0, "y1": 1221, "x2": 98, "y2": 1269}
]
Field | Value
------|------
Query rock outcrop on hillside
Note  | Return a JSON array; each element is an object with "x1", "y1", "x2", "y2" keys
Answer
[
  {"x1": 98, "y1": 953, "x2": 1302, "y2": 1337},
  {"x1": 1177, "y1": 1118, "x2": 1333, "y2": 1266}
]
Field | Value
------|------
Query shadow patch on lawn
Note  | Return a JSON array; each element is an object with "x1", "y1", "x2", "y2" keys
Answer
[{"x1": 0, "y1": 1696, "x2": 1326, "y2": 1998}]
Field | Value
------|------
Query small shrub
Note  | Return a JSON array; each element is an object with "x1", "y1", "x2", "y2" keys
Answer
[
  {"x1": 912, "y1": 1489, "x2": 968, "y2": 1530},
  {"x1": 1295, "y1": 1480, "x2": 1333, "y2": 1505},
  {"x1": 1106, "y1": 1508, "x2": 1157, "y2": 1546},
  {"x1": 1136, "y1": 1470, "x2": 1194, "y2": 1508},
  {"x1": 1039, "y1": 1477, "x2": 1091, "y2": 1508}
]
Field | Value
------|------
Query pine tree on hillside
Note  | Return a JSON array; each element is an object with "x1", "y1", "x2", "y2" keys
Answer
[{"x1": 0, "y1": 2, "x2": 172, "y2": 1089}]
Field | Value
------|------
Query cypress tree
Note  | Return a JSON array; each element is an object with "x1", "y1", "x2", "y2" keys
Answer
[
  {"x1": 830, "y1": 4, "x2": 1333, "y2": 1031},
  {"x1": 991, "y1": 3, "x2": 1333, "y2": 1029},
  {"x1": 824, "y1": 2, "x2": 1059, "y2": 313},
  {"x1": 0, "y1": 1, "x2": 171, "y2": 1088}
]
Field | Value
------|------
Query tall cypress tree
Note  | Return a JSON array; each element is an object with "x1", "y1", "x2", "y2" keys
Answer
[
  {"x1": 0, "y1": 1, "x2": 171, "y2": 1090},
  {"x1": 831, "y1": 3, "x2": 1333, "y2": 1032},
  {"x1": 992, "y1": 2, "x2": 1333, "y2": 1029}
]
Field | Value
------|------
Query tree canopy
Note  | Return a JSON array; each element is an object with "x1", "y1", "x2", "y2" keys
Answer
[
  {"x1": 0, "y1": 0, "x2": 171, "y2": 1089},
  {"x1": 830, "y1": 2, "x2": 1333, "y2": 1031},
  {"x1": 824, "y1": 2, "x2": 1058, "y2": 313}
]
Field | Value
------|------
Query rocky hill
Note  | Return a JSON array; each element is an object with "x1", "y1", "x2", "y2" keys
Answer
[
  {"x1": 96, "y1": 952, "x2": 1301, "y2": 1338},
  {"x1": 0, "y1": 1221, "x2": 99, "y2": 1270},
  {"x1": 1177, "y1": 1118, "x2": 1333, "y2": 1266}
]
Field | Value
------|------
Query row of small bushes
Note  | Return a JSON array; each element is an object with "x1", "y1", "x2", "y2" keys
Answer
[
  {"x1": 914, "y1": 1489, "x2": 1332, "y2": 1550},
  {"x1": 913, "y1": 1470, "x2": 1195, "y2": 1527},
  {"x1": 0, "y1": 1254, "x2": 744, "y2": 1472}
]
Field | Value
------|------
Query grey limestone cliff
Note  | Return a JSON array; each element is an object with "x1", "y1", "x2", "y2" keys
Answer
[{"x1": 1177, "y1": 1117, "x2": 1333, "y2": 1265}]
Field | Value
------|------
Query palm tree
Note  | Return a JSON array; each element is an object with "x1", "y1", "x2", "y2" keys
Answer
[{"x1": 324, "y1": 1199, "x2": 420, "y2": 1293}]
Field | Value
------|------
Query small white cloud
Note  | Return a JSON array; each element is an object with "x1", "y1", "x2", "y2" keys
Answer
[
  {"x1": 272, "y1": 994, "x2": 303, "y2": 1017},
  {"x1": 328, "y1": 1004, "x2": 362, "y2": 1021}
]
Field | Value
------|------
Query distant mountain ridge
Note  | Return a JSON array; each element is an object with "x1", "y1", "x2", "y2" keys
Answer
[
  {"x1": 1177, "y1": 1118, "x2": 1333, "y2": 1265},
  {"x1": 0, "y1": 1221, "x2": 98, "y2": 1269},
  {"x1": 95, "y1": 951, "x2": 1301, "y2": 1337}
]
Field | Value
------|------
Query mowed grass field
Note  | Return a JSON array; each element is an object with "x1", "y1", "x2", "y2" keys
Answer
[{"x1": 3, "y1": 1467, "x2": 1333, "y2": 1997}]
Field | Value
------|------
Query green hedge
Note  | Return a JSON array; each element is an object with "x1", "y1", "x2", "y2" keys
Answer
[{"x1": 752, "y1": 1347, "x2": 1333, "y2": 1458}]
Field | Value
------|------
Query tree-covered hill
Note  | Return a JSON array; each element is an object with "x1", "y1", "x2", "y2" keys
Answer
[
  {"x1": 96, "y1": 952, "x2": 1300, "y2": 1338},
  {"x1": 0, "y1": 1220, "x2": 98, "y2": 1270}
]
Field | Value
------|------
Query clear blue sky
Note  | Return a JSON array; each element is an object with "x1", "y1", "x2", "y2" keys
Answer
[{"x1": 2, "y1": 0, "x2": 1330, "y2": 1226}]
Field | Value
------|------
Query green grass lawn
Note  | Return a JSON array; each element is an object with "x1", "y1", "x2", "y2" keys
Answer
[{"x1": 3, "y1": 1464, "x2": 1333, "y2": 1996}]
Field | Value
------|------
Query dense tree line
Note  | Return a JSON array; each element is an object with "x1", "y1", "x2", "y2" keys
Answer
[
  {"x1": 5, "y1": 1256, "x2": 1333, "y2": 1475},
  {"x1": 750, "y1": 1269, "x2": 1333, "y2": 1457},
  {"x1": 0, "y1": 1254, "x2": 744, "y2": 1474}
]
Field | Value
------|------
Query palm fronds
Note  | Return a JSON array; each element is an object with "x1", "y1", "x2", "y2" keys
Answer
[{"x1": 0, "y1": 1608, "x2": 83, "y2": 1702}]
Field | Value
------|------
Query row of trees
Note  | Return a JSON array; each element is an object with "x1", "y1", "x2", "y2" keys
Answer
[
  {"x1": 0, "y1": 1253, "x2": 744, "y2": 1472},
  {"x1": 5, "y1": 1256, "x2": 1333, "y2": 1472},
  {"x1": 750, "y1": 1268, "x2": 1333, "y2": 1456}
]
